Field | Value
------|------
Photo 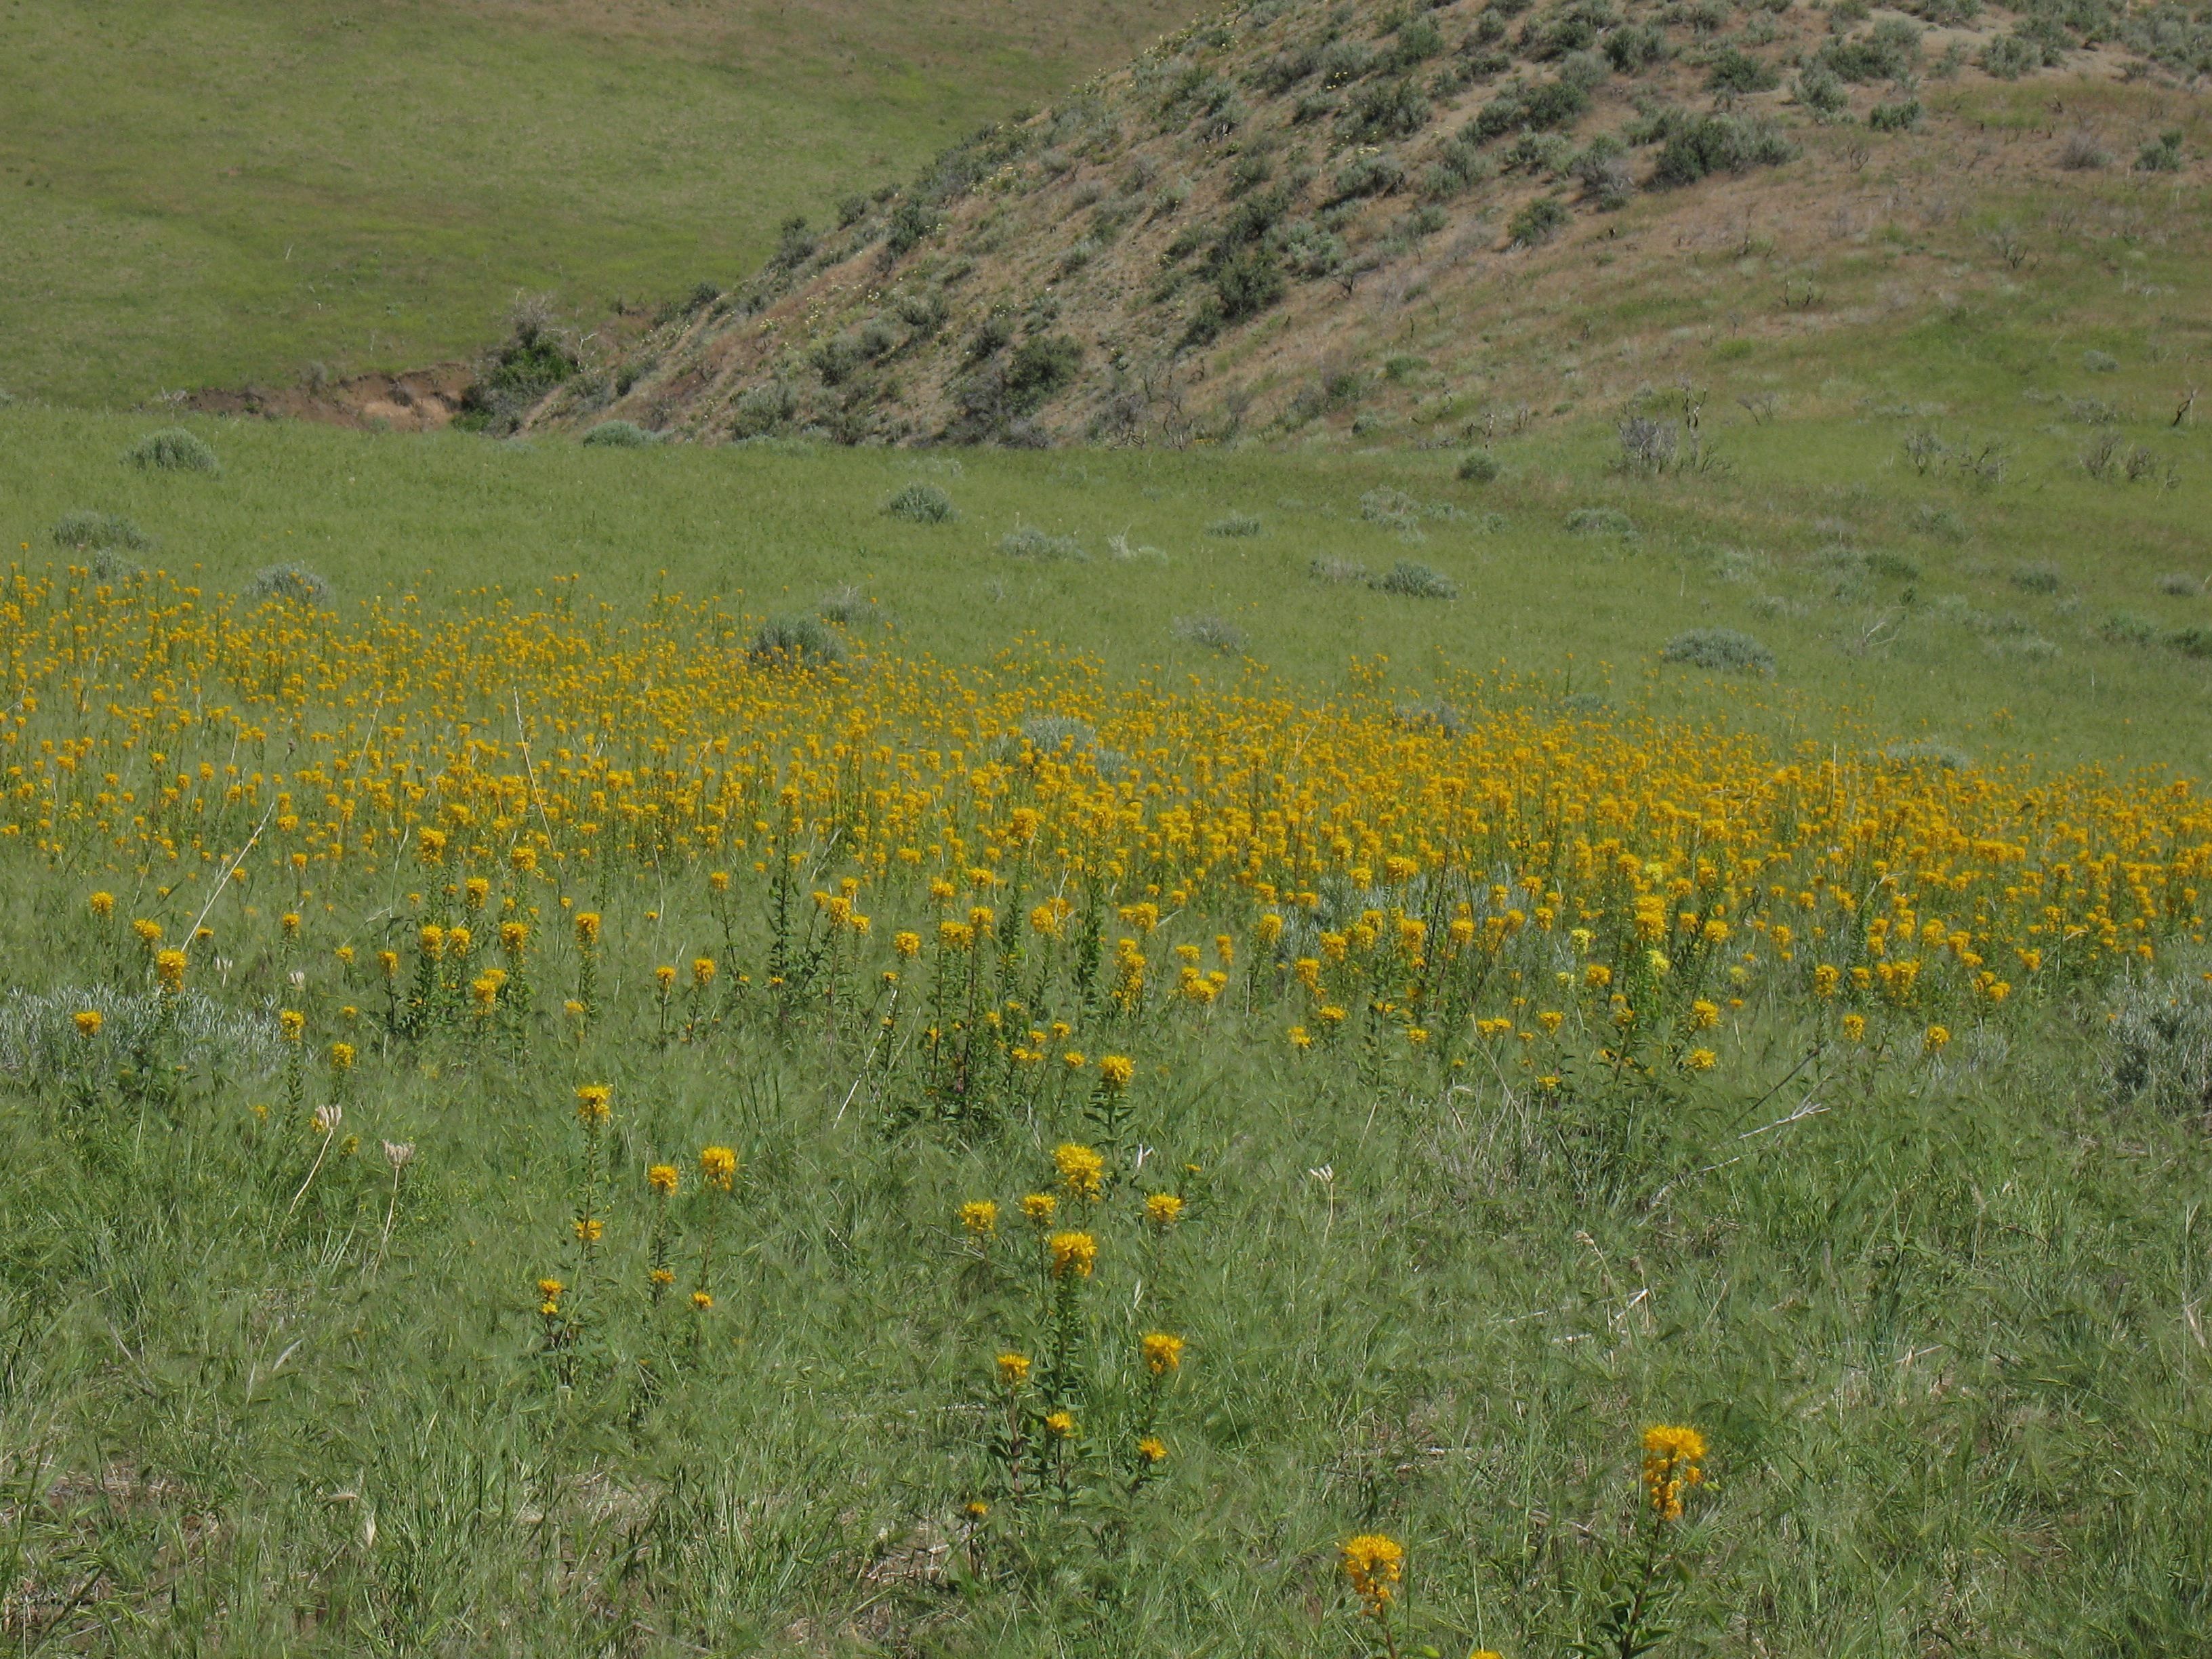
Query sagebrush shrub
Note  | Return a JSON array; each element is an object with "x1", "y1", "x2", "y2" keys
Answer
[
  {"x1": 581, "y1": 421, "x2": 660, "y2": 447},
  {"x1": 747, "y1": 615, "x2": 843, "y2": 671},
  {"x1": 882, "y1": 483, "x2": 958, "y2": 524},
  {"x1": 52, "y1": 511, "x2": 150, "y2": 551},
  {"x1": 1457, "y1": 451, "x2": 1500, "y2": 483},
  {"x1": 1566, "y1": 507, "x2": 1636, "y2": 536},
  {"x1": 1374, "y1": 560, "x2": 1457, "y2": 600},
  {"x1": 1661, "y1": 627, "x2": 1775, "y2": 676},
  {"x1": 2112, "y1": 972, "x2": 2212, "y2": 1122},
  {"x1": 1204, "y1": 514, "x2": 1264, "y2": 537},
  {"x1": 1001, "y1": 527, "x2": 1086, "y2": 561},
  {"x1": 1171, "y1": 614, "x2": 1248, "y2": 655},
  {"x1": 1309, "y1": 558, "x2": 1370, "y2": 585},
  {"x1": 126, "y1": 428, "x2": 218, "y2": 474},
  {"x1": 247, "y1": 564, "x2": 333, "y2": 609}
]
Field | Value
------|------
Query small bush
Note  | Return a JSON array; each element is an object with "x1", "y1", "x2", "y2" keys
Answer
[
  {"x1": 1976, "y1": 32, "x2": 2045, "y2": 78},
  {"x1": 2170, "y1": 628, "x2": 2212, "y2": 660},
  {"x1": 2111, "y1": 971, "x2": 2212, "y2": 1121},
  {"x1": 2100, "y1": 613, "x2": 2158, "y2": 645},
  {"x1": 1374, "y1": 560, "x2": 1457, "y2": 599},
  {"x1": 2058, "y1": 129, "x2": 2111, "y2": 170},
  {"x1": 2083, "y1": 350, "x2": 2120, "y2": 373},
  {"x1": 1866, "y1": 98, "x2": 1921, "y2": 132},
  {"x1": 1565, "y1": 507, "x2": 1635, "y2": 536},
  {"x1": 2009, "y1": 562, "x2": 2064, "y2": 595},
  {"x1": 731, "y1": 382, "x2": 798, "y2": 438},
  {"x1": 581, "y1": 420, "x2": 660, "y2": 447},
  {"x1": 126, "y1": 428, "x2": 218, "y2": 474},
  {"x1": 818, "y1": 586, "x2": 870, "y2": 626},
  {"x1": 1881, "y1": 737, "x2": 1973, "y2": 770},
  {"x1": 1330, "y1": 151, "x2": 1406, "y2": 203},
  {"x1": 1204, "y1": 514, "x2": 1265, "y2": 538},
  {"x1": 1171, "y1": 614, "x2": 1248, "y2": 655},
  {"x1": 2137, "y1": 131, "x2": 2185, "y2": 173},
  {"x1": 1001, "y1": 527, "x2": 1086, "y2": 561},
  {"x1": 52, "y1": 511, "x2": 150, "y2": 552},
  {"x1": 747, "y1": 615, "x2": 844, "y2": 672},
  {"x1": 882, "y1": 483, "x2": 959, "y2": 524},
  {"x1": 1457, "y1": 451, "x2": 1500, "y2": 483},
  {"x1": 247, "y1": 563, "x2": 333, "y2": 609},
  {"x1": 2156, "y1": 573, "x2": 2203, "y2": 598},
  {"x1": 1662, "y1": 627, "x2": 1776, "y2": 676},
  {"x1": 1309, "y1": 557, "x2": 1370, "y2": 585},
  {"x1": 1508, "y1": 195, "x2": 1571, "y2": 247},
  {"x1": 1651, "y1": 114, "x2": 1796, "y2": 186},
  {"x1": 1706, "y1": 47, "x2": 1780, "y2": 92}
]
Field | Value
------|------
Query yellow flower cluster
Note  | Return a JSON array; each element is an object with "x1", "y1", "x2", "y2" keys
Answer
[{"x1": 1642, "y1": 1423, "x2": 1707, "y2": 1520}]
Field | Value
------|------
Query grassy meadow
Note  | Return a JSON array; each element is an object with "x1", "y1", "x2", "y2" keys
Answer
[
  {"x1": 0, "y1": 402, "x2": 2209, "y2": 1655},
  {"x1": 0, "y1": 0, "x2": 1191, "y2": 406}
]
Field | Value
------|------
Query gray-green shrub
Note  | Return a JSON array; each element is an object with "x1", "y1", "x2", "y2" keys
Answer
[
  {"x1": 581, "y1": 420, "x2": 660, "y2": 447},
  {"x1": 126, "y1": 428, "x2": 219, "y2": 474},
  {"x1": 1661, "y1": 626, "x2": 1776, "y2": 675},
  {"x1": 882, "y1": 483, "x2": 959, "y2": 524},
  {"x1": 247, "y1": 563, "x2": 334, "y2": 609},
  {"x1": 52, "y1": 511, "x2": 150, "y2": 551},
  {"x1": 1374, "y1": 560, "x2": 1458, "y2": 599},
  {"x1": 747, "y1": 615, "x2": 844, "y2": 671}
]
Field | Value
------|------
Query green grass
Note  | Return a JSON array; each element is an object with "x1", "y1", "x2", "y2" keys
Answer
[
  {"x1": 0, "y1": 0, "x2": 1187, "y2": 405},
  {"x1": 2, "y1": 402, "x2": 2206, "y2": 771},
  {"x1": 1, "y1": 400, "x2": 2211, "y2": 1651}
]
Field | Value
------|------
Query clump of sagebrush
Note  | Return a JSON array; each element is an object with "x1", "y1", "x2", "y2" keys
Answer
[
  {"x1": 1881, "y1": 737, "x2": 1973, "y2": 770},
  {"x1": 1171, "y1": 614, "x2": 1247, "y2": 655},
  {"x1": 1204, "y1": 514, "x2": 1264, "y2": 537},
  {"x1": 1567, "y1": 507, "x2": 1636, "y2": 536},
  {"x1": 1309, "y1": 557, "x2": 1370, "y2": 585},
  {"x1": 882, "y1": 483, "x2": 958, "y2": 524},
  {"x1": 52, "y1": 511, "x2": 150, "y2": 552},
  {"x1": 248, "y1": 564, "x2": 334, "y2": 609},
  {"x1": 2009, "y1": 562, "x2": 2064, "y2": 594},
  {"x1": 1001, "y1": 526, "x2": 1086, "y2": 560},
  {"x1": 0, "y1": 985, "x2": 279, "y2": 1086},
  {"x1": 818, "y1": 586, "x2": 870, "y2": 626},
  {"x1": 1457, "y1": 451, "x2": 1499, "y2": 483},
  {"x1": 1374, "y1": 560, "x2": 1456, "y2": 600},
  {"x1": 747, "y1": 615, "x2": 844, "y2": 671},
  {"x1": 2156, "y1": 573, "x2": 2202, "y2": 598},
  {"x1": 125, "y1": 428, "x2": 219, "y2": 474},
  {"x1": 1661, "y1": 627, "x2": 1775, "y2": 676},
  {"x1": 2110, "y1": 968, "x2": 2212, "y2": 1122},
  {"x1": 581, "y1": 420, "x2": 660, "y2": 447}
]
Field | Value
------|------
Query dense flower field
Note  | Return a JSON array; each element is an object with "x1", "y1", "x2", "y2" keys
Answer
[{"x1": 9, "y1": 566, "x2": 2208, "y2": 1056}]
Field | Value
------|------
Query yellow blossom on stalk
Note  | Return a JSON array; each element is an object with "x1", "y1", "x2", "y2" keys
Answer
[
  {"x1": 418, "y1": 924, "x2": 445, "y2": 960},
  {"x1": 471, "y1": 975, "x2": 499, "y2": 1012},
  {"x1": 655, "y1": 964, "x2": 676, "y2": 992},
  {"x1": 574, "y1": 912, "x2": 600, "y2": 947},
  {"x1": 416, "y1": 827, "x2": 446, "y2": 865},
  {"x1": 1043, "y1": 1410, "x2": 1076, "y2": 1439},
  {"x1": 1538, "y1": 1010, "x2": 1565, "y2": 1035},
  {"x1": 996, "y1": 1351, "x2": 1031, "y2": 1386},
  {"x1": 1684, "y1": 1047, "x2": 1717, "y2": 1071},
  {"x1": 1145, "y1": 1191, "x2": 1184, "y2": 1228},
  {"x1": 1021, "y1": 1192, "x2": 1057, "y2": 1225},
  {"x1": 511, "y1": 844, "x2": 538, "y2": 874},
  {"x1": 1098, "y1": 1054, "x2": 1134, "y2": 1091},
  {"x1": 1136, "y1": 1435, "x2": 1167, "y2": 1464},
  {"x1": 378, "y1": 950, "x2": 400, "y2": 981},
  {"x1": 939, "y1": 920, "x2": 975, "y2": 951},
  {"x1": 279, "y1": 1009, "x2": 304, "y2": 1042},
  {"x1": 687, "y1": 956, "x2": 716, "y2": 990},
  {"x1": 500, "y1": 921, "x2": 528, "y2": 954},
  {"x1": 573, "y1": 1218, "x2": 603, "y2": 1242},
  {"x1": 1925, "y1": 1025, "x2": 1950, "y2": 1053},
  {"x1": 692, "y1": 1291, "x2": 713, "y2": 1311},
  {"x1": 893, "y1": 930, "x2": 920, "y2": 958},
  {"x1": 1141, "y1": 1332, "x2": 1184, "y2": 1374},
  {"x1": 575, "y1": 1084, "x2": 613, "y2": 1123},
  {"x1": 1054, "y1": 1142, "x2": 1105, "y2": 1200},
  {"x1": 132, "y1": 918, "x2": 163, "y2": 947},
  {"x1": 1029, "y1": 903, "x2": 1061, "y2": 939},
  {"x1": 700, "y1": 1145, "x2": 737, "y2": 1191},
  {"x1": 1257, "y1": 912, "x2": 1284, "y2": 945},
  {"x1": 1642, "y1": 1424, "x2": 1706, "y2": 1519},
  {"x1": 960, "y1": 1200, "x2": 998, "y2": 1237},
  {"x1": 89, "y1": 892, "x2": 115, "y2": 918},
  {"x1": 155, "y1": 949, "x2": 186, "y2": 991},
  {"x1": 648, "y1": 1164, "x2": 680, "y2": 1195},
  {"x1": 1689, "y1": 999, "x2": 1720, "y2": 1030},
  {"x1": 280, "y1": 912, "x2": 301, "y2": 939},
  {"x1": 1584, "y1": 963, "x2": 1613, "y2": 990},
  {"x1": 1288, "y1": 1024, "x2": 1313, "y2": 1050},
  {"x1": 1340, "y1": 1534, "x2": 1404, "y2": 1612},
  {"x1": 1048, "y1": 1231, "x2": 1097, "y2": 1279},
  {"x1": 1843, "y1": 1013, "x2": 1868, "y2": 1042},
  {"x1": 74, "y1": 1009, "x2": 102, "y2": 1039},
  {"x1": 463, "y1": 877, "x2": 489, "y2": 910},
  {"x1": 1812, "y1": 964, "x2": 1840, "y2": 999}
]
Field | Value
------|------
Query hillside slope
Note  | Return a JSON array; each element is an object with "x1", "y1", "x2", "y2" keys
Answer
[
  {"x1": 0, "y1": 0, "x2": 1193, "y2": 407},
  {"x1": 527, "y1": 0, "x2": 2211, "y2": 447}
]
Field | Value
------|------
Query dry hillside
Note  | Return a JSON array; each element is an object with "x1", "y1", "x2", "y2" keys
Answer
[{"x1": 520, "y1": 0, "x2": 2211, "y2": 447}]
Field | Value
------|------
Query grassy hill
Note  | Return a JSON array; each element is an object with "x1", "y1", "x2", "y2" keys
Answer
[
  {"x1": 0, "y1": 0, "x2": 1194, "y2": 407},
  {"x1": 533, "y1": 0, "x2": 2211, "y2": 448}
]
